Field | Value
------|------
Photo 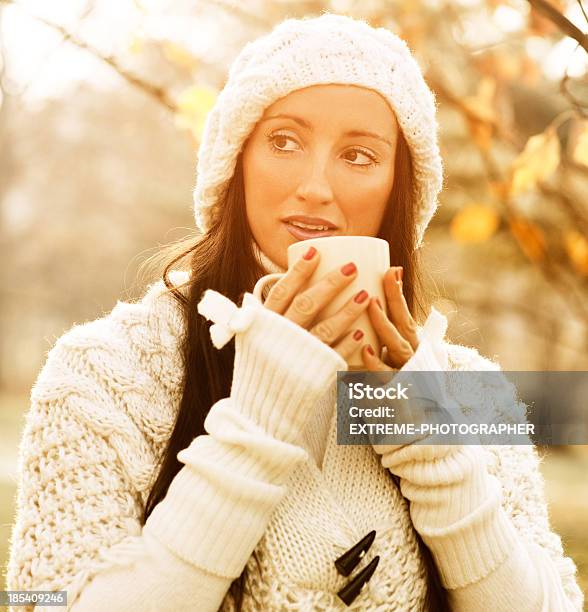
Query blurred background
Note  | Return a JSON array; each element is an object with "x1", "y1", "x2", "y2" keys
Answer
[{"x1": 0, "y1": 0, "x2": 587, "y2": 601}]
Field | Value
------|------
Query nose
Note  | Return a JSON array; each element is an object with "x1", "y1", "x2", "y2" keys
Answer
[{"x1": 295, "y1": 155, "x2": 334, "y2": 205}]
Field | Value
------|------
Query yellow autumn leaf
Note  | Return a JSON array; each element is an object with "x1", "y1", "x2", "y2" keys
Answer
[
  {"x1": 570, "y1": 120, "x2": 588, "y2": 168},
  {"x1": 466, "y1": 117, "x2": 493, "y2": 151},
  {"x1": 508, "y1": 216, "x2": 546, "y2": 261},
  {"x1": 463, "y1": 78, "x2": 497, "y2": 150},
  {"x1": 450, "y1": 204, "x2": 500, "y2": 243},
  {"x1": 162, "y1": 42, "x2": 199, "y2": 71},
  {"x1": 509, "y1": 127, "x2": 560, "y2": 197},
  {"x1": 175, "y1": 85, "x2": 217, "y2": 141},
  {"x1": 463, "y1": 77, "x2": 497, "y2": 123},
  {"x1": 564, "y1": 230, "x2": 588, "y2": 275}
]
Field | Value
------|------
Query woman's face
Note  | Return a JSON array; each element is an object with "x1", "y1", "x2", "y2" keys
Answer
[{"x1": 242, "y1": 84, "x2": 399, "y2": 269}]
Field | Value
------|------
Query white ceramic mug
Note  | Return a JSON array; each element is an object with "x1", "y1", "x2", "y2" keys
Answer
[{"x1": 253, "y1": 236, "x2": 390, "y2": 369}]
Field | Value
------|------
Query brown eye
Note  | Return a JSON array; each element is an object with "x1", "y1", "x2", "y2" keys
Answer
[
  {"x1": 267, "y1": 132, "x2": 299, "y2": 153},
  {"x1": 275, "y1": 135, "x2": 289, "y2": 149},
  {"x1": 344, "y1": 148, "x2": 377, "y2": 167}
]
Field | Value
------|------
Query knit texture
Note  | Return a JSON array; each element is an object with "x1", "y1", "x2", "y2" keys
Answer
[
  {"x1": 193, "y1": 12, "x2": 443, "y2": 248},
  {"x1": 6, "y1": 268, "x2": 584, "y2": 611}
]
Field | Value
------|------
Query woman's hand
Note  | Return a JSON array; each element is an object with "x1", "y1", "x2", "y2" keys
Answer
[
  {"x1": 261, "y1": 246, "x2": 371, "y2": 364},
  {"x1": 360, "y1": 266, "x2": 420, "y2": 372}
]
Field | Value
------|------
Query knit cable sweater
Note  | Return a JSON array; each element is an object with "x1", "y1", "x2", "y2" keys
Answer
[{"x1": 5, "y1": 251, "x2": 584, "y2": 611}]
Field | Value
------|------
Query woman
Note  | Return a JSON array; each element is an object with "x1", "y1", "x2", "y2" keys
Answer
[{"x1": 6, "y1": 12, "x2": 583, "y2": 611}]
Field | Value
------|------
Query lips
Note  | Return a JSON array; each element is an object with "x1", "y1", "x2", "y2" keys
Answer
[
  {"x1": 282, "y1": 215, "x2": 337, "y2": 228},
  {"x1": 283, "y1": 221, "x2": 337, "y2": 240}
]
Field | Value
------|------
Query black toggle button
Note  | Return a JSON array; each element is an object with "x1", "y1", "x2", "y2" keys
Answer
[
  {"x1": 336, "y1": 555, "x2": 380, "y2": 606},
  {"x1": 334, "y1": 530, "x2": 376, "y2": 577}
]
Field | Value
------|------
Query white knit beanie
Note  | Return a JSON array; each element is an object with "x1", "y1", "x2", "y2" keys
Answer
[{"x1": 193, "y1": 12, "x2": 444, "y2": 248}]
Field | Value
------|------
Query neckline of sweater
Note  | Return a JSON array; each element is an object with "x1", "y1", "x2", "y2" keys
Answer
[{"x1": 252, "y1": 240, "x2": 287, "y2": 275}]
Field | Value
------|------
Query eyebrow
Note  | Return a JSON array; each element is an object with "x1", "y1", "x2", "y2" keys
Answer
[{"x1": 260, "y1": 113, "x2": 394, "y2": 148}]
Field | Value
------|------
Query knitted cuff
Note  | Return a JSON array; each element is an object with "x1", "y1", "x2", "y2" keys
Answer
[
  {"x1": 417, "y1": 493, "x2": 519, "y2": 589},
  {"x1": 144, "y1": 405, "x2": 310, "y2": 578},
  {"x1": 397, "y1": 446, "x2": 520, "y2": 589},
  {"x1": 446, "y1": 539, "x2": 544, "y2": 610},
  {"x1": 231, "y1": 296, "x2": 348, "y2": 445}
]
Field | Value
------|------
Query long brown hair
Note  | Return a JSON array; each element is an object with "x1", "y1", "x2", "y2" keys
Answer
[{"x1": 140, "y1": 129, "x2": 449, "y2": 610}]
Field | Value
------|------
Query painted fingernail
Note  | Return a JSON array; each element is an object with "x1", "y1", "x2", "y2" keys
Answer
[
  {"x1": 375, "y1": 297, "x2": 383, "y2": 310},
  {"x1": 303, "y1": 246, "x2": 317, "y2": 260},
  {"x1": 341, "y1": 262, "x2": 357, "y2": 276},
  {"x1": 366, "y1": 345, "x2": 375, "y2": 356},
  {"x1": 353, "y1": 329, "x2": 364, "y2": 341},
  {"x1": 354, "y1": 290, "x2": 368, "y2": 304}
]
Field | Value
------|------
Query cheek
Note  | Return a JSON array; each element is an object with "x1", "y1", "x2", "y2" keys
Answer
[
  {"x1": 340, "y1": 171, "x2": 393, "y2": 225},
  {"x1": 243, "y1": 146, "x2": 294, "y2": 209}
]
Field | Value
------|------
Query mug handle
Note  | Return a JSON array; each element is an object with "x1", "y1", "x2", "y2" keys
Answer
[{"x1": 253, "y1": 272, "x2": 285, "y2": 302}]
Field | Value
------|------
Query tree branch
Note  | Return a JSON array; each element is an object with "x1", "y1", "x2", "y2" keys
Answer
[
  {"x1": 526, "y1": 0, "x2": 588, "y2": 52},
  {"x1": 429, "y1": 76, "x2": 588, "y2": 322},
  {"x1": 577, "y1": 0, "x2": 588, "y2": 26},
  {"x1": 0, "y1": 0, "x2": 177, "y2": 112},
  {"x1": 559, "y1": 58, "x2": 588, "y2": 114}
]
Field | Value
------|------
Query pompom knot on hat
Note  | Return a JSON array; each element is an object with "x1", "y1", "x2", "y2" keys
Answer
[{"x1": 192, "y1": 12, "x2": 444, "y2": 248}]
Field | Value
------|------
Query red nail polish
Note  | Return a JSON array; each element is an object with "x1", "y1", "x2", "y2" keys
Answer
[
  {"x1": 303, "y1": 246, "x2": 317, "y2": 260},
  {"x1": 366, "y1": 345, "x2": 375, "y2": 356},
  {"x1": 354, "y1": 290, "x2": 368, "y2": 304},
  {"x1": 353, "y1": 329, "x2": 364, "y2": 341},
  {"x1": 341, "y1": 262, "x2": 357, "y2": 276}
]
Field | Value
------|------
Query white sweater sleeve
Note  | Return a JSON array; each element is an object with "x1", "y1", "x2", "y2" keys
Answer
[
  {"x1": 6, "y1": 289, "x2": 347, "y2": 612},
  {"x1": 374, "y1": 307, "x2": 584, "y2": 611}
]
